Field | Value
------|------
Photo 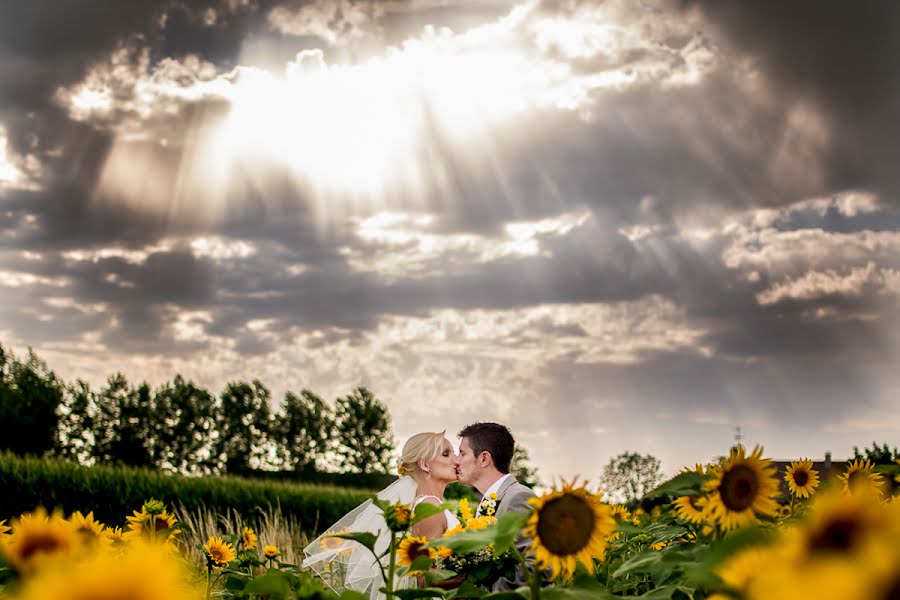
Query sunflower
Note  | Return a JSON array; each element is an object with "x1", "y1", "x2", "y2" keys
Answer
[
  {"x1": 839, "y1": 459, "x2": 883, "y2": 496},
  {"x1": 242, "y1": 527, "x2": 257, "y2": 550},
  {"x1": 263, "y1": 544, "x2": 278, "y2": 559},
  {"x1": 385, "y1": 503, "x2": 412, "y2": 532},
  {"x1": 69, "y1": 511, "x2": 110, "y2": 547},
  {"x1": 14, "y1": 539, "x2": 200, "y2": 600},
  {"x1": 523, "y1": 482, "x2": 616, "y2": 581},
  {"x1": 2, "y1": 507, "x2": 78, "y2": 573},
  {"x1": 609, "y1": 504, "x2": 631, "y2": 522},
  {"x1": 204, "y1": 536, "x2": 236, "y2": 568},
  {"x1": 748, "y1": 490, "x2": 900, "y2": 599},
  {"x1": 673, "y1": 494, "x2": 707, "y2": 525},
  {"x1": 124, "y1": 508, "x2": 181, "y2": 547},
  {"x1": 0, "y1": 519, "x2": 9, "y2": 537},
  {"x1": 457, "y1": 498, "x2": 474, "y2": 521},
  {"x1": 105, "y1": 527, "x2": 125, "y2": 543},
  {"x1": 714, "y1": 546, "x2": 773, "y2": 596},
  {"x1": 443, "y1": 515, "x2": 495, "y2": 538},
  {"x1": 704, "y1": 445, "x2": 779, "y2": 531},
  {"x1": 396, "y1": 534, "x2": 432, "y2": 569},
  {"x1": 785, "y1": 459, "x2": 820, "y2": 499}
]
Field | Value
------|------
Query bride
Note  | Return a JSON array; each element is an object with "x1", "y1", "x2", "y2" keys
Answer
[{"x1": 303, "y1": 432, "x2": 461, "y2": 599}]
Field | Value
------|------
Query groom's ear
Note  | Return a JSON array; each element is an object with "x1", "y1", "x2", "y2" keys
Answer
[{"x1": 479, "y1": 451, "x2": 493, "y2": 468}]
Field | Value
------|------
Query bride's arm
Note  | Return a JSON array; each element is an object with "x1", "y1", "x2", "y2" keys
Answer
[{"x1": 411, "y1": 498, "x2": 447, "y2": 539}]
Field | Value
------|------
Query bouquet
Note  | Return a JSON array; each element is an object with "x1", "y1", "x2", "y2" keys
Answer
[{"x1": 432, "y1": 500, "x2": 519, "y2": 589}]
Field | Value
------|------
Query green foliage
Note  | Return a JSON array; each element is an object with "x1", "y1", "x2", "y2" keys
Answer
[
  {"x1": 216, "y1": 380, "x2": 273, "y2": 473},
  {"x1": 510, "y1": 446, "x2": 541, "y2": 489},
  {"x1": 275, "y1": 389, "x2": 334, "y2": 471},
  {"x1": 852, "y1": 441, "x2": 900, "y2": 465},
  {"x1": 0, "y1": 344, "x2": 64, "y2": 457},
  {"x1": 0, "y1": 451, "x2": 373, "y2": 535},
  {"x1": 151, "y1": 374, "x2": 217, "y2": 473},
  {"x1": 91, "y1": 374, "x2": 156, "y2": 467},
  {"x1": 333, "y1": 387, "x2": 395, "y2": 473},
  {"x1": 643, "y1": 472, "x2": 710, "y2": 501},
  {"x1": 600, "y1": 452, "x2": 663, "y2": 506}
]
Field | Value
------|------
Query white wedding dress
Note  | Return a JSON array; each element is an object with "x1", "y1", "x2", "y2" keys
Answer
[{"x1": 303, "y1": 476, "x2": 459, "y2": 600}]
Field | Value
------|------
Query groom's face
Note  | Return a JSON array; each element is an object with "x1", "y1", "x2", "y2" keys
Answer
[{"x1": 454, "y1": 437, "x2": 478, "y2": 485}]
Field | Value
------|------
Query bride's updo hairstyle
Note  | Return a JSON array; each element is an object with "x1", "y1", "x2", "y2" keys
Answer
[{"x1": 397, "y1": 432, "x2": 446, "y2": 479}]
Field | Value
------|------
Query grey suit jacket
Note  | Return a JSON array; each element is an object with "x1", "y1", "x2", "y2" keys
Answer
[{"x1": 491, "y1": 475, "x2": 536, "y2": 592}]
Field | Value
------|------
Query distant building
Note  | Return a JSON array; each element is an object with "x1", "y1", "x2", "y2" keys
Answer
[{"x1": 770, "y1": 452, "x2": 848, "y2": 499}]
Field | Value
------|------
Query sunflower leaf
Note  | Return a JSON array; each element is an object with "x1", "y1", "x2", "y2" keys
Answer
[
  {"x1": 329, "y1": 531, "x2": 378, "y2": 552},
  {"x1": 643, "y1": 472, "x2": 709, "y2": 500},
  {"x1": 637, "y1": 584, "x2": 694, "y2": 599},
  {"x1": 480, "y1": 591, "x2": 530, "y2": 600},
  {"x1": 397, "y1": 554, "x2": 434, "y2": 576},
  {"x1": 425, "y1": 526, "x2": 497, "y2": 554},
  {"x1": 413, "y1": 502, "x2": 447, "y2": 524},
  {"x1": 540, "y1": 577, "x2": 616, "y2": 600},
  {"x1": 392, "y1": 587, "x2": 448, "y2": 599},
  {"x1": 611, "y1": 550, "x2": 662, "y2": 577},
  {"x1": 242, "y1": 570, "x2": 293, "y2": 599},
  {"x1": 445, "y1": 581, "x2": 488, "y2": 598},
  {"x1": 492, "y1": 511, "x2": 529, "y2": 555}
]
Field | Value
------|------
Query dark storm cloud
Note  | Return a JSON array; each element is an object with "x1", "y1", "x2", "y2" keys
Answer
[
  {"x1": 681, "y1": 0, "x2": 900, "y2": 201},
  {"x1": 2, "y1": 0, "x2": 899, "y2": 393}
]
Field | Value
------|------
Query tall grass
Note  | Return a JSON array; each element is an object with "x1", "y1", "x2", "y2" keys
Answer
[{"x1": 177, "y1": 503, "x2": 311, "y2": 567}]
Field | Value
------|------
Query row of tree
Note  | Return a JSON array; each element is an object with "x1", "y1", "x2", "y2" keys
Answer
[
  {"x1": 0, "y1": 344, "x2": 395, "y2": 475},
  {"x1": 1, "y1": 343, "x2": 542, "y2": 486}
]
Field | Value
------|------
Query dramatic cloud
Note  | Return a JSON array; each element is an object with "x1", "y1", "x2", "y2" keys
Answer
[{"x1": 2, "y1": 0, "x2": 899, "y2": 478}]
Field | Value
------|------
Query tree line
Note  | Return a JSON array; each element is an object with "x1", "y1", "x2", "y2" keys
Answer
[{"x1": 0, "y1": 343, "x2": 395, "y2": 476}]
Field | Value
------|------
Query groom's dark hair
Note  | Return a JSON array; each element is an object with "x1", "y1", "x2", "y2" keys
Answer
[{"x1": 458, "y1": 422, "x2": 515, "y2": 473}]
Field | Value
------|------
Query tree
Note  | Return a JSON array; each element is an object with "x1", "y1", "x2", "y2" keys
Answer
[
  {"x1": 55, "y1": 379, "x2": 95, "y2": 463},
  {"x1": 600, "y1": 451, "x2": 663, "y2": 506},
  {"x1": 214, "y1": 380, "x2": 272, "y2": 473},
  {"x1": 273, "y1": 389, "x2": 333, "y2": 471},
  {"x1": 853, "y1": 441, "x2": 900, "y2": 465},
  {"x1": 90, "y1": 374, "x2": 156, "y2": 468},
  {"x1": 0, "y1": 345, "x2": 64, "y2": 457},
  {"x1": 333, "y1": 387, "x2": 395, "y2": 474},
  {"x1": 152, "y1": 375, "x2": 217, "y2": 474},
  {"x1": 511, "y1": 445, "x2": 541, "y2": 488}
]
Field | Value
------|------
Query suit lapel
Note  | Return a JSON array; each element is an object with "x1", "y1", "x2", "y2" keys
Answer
[{"x1": 495, "y1": 475, "x2": 518, "y2": 506}]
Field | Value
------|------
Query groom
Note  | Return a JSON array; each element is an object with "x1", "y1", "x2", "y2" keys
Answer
[{"x1": 453, "y1": 422, "x2": 535, "y2": 591}]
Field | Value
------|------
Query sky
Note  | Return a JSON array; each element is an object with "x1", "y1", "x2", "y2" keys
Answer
[{"x1": 2, "y1": 0, "x2": 899, "y2": 483}]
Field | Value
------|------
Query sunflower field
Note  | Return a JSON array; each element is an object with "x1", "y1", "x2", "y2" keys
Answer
[{"x1": 1, "y1": 444, "x2": 899, "y2": 600}]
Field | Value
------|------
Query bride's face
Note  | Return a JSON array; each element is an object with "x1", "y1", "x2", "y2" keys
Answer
[{"x1": 425, "y1": 438, "x2": 458, "y2": 483}]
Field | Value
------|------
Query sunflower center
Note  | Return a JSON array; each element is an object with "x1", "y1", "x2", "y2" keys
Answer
[
  {"x1": 404, "y1": 540, "x2": 428, "y2": 561},
  {"x1": 793, "y1": 470, "x2": 809, "y2": 487},
  {"x1": 536, "y1": 494, "x2": 594, "y2": 556},
  {"x1": 20, "y1": 533, "x2": 65, "y2": 560},
  {"x1": 881, "y1": 572, "x2": 900, "y2": 600},
  {"x1": 210, "y1": 548, "x2": 227, "y2": 562},
  {"x1": 808, "y1": 516, "x2": 861, "y2": 553},
  {"x1": 154, "y1": 518, "x2": 172, "y2": 532},
  {"x1": 720, "y1": 465, "x2": 759, "y2": 512}
]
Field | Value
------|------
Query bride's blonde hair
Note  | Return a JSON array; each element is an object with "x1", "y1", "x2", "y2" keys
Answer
[{"x1": 397, "y1": 432, "x2": 446, "y2": 478}]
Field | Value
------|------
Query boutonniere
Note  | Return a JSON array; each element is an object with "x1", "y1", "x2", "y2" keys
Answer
[{"x1": 478, "y1": 492, "x2": 498, "y2": 517}]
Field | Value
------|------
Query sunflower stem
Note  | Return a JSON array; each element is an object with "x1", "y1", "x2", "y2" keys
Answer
[
  {"x1": 386, "y1": 531, "x2": 398, "y2": 600},
  {"x1": 510, "y1": 544, "x2": 540, "y2": 600}
]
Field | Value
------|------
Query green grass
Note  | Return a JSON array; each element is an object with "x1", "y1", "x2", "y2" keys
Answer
[{"x1": 0, "y1": 452, "x2": 374, "y2": 536}]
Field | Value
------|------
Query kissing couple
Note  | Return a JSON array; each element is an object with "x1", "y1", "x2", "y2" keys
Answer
[{"x1": 303, "y1": 422, "x2": 535, "y2": 598}]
